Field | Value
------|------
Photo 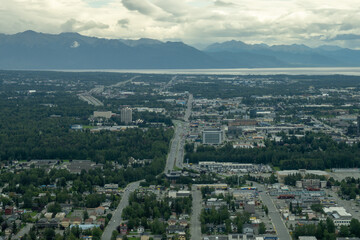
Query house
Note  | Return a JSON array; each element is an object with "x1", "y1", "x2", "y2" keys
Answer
[
  {"x1": 4, "y1": 228, "x2": 12, "y2": 236},
  {"x1": 45, "y1": 212, "x2": 53, "y2": 220},
  {"x1": 36, "y1": 218, "x2": 48, "y2": 228},
  {"x1": 85, "y1": 218, "x2": 94, "y2": 224},
  {"x1": 206, "y1": 223, "x2": 215, "y2": 233},
  {"x1": 5, "y1": 206, "x2": 14, "y2": 215},
  {"x1": 120, "y1": 224, "x2": 128, "y2": 235},
  {"x1": 97, "y1": 218, "x2": 106, "y2": 226},
  {"x1": 167, "y1": 225, "x2": 186, "y2": 234},
  {"x1": 95, "y1": 206, "x2": 105, "y2": 215},
  {"x1": 216, "y1": 224, "x2": 226, "y2": 233},
  {"x1": 167, "y1": 219, "x2": 177, "y2": 226},
  {"x1": 36, "y1": 218, "x2": 59, "y2": 228},
  {"x1": 55, "y1": 212, "x2": 66, "y2": 220},
  {"x1": 137, "y1": 226, "x2": 145, "y2": 234},
  {"x1": 61, "y1": 218, "x2": 71, "y2": 228},
  {"x1": 242, "y1": 224, "x2": 254, "y2": 235},
  {"x1": 71, "y1": 217, "x2": 82, "y2": 225},
  {"x1": 179, "y1": 220, "x2": 188, "y2": 227}
]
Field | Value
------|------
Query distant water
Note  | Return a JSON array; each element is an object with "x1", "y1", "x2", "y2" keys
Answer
[{"x1": 58, "y1": 67, "x2": 360, "y2": 76}]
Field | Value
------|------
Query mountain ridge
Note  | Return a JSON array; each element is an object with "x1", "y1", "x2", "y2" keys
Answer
[{"x1": 1, "y1": 31, "x2": 360, "y2": 69}]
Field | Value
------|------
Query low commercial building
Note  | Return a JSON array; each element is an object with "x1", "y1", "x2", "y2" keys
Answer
[{"x1": 202, "y1": 129, "x2": 223, "y2": 145}]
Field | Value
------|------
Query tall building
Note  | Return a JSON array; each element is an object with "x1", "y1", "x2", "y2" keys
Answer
[
  {"x1": 202, "y1": 129, "x2": 223, "y2": 145},
  {"x1": 357, "y1": 115, "x2": 360, "y2": 136},
  {"x1": 121, "y1": 107, "x2": 132, "y2": 124}
]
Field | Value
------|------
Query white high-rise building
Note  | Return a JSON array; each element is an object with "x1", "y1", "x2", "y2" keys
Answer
[{"x1": 121, "y1": 107, "x2": 132, "y2": 124}]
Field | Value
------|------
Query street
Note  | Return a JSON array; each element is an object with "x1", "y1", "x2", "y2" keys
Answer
[
  {"x1": 12, "y1": 223, "x2": 33, "y2": 240},
  {"x1": 190, "y1": 187, "x2": 202, "y2": 240},
  {"x1": 101, "y1": 181, "x2": 141, "y2": 240},
  {"x1": 254, "y1": 183, "x2": 291, "y2": 240}
]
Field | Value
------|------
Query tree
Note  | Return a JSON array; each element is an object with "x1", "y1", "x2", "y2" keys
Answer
[
  {"x1": 350, "y1": 218, "x2": 360, "y2": 237},
  {"x1": 310, "y1": 204, "x2": 324, "y2": 213},
  {"x1": 83, "y1": 210, "x2": 89, "y2": 221},
  {"x1": 326, "y1": 218, "x2": 335, "y2": 234},
  {"x1": 339, "y1": 225, "x2": 350, "y2": 237},
  {"x1": 264, "y1": 205, "x2": 269, "y2": 215},
  {"x1": 44, "y1": 228, "x2": 55, "y2": 240},
  {"x1": 258, "y1": 222, "x2": 266, "y2": 234},
  {"x1": 47, "y1": 203, "x2": 62, "y2": 214}
]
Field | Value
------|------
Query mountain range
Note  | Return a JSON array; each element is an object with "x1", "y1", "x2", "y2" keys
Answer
[{"x1": 1, "y1": 30, "x2": 360, "y2": 69}]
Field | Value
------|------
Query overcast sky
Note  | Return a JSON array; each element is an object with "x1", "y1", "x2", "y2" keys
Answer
[{"x1": 2, "y1": 0, "x2": 360, "y2": 48}]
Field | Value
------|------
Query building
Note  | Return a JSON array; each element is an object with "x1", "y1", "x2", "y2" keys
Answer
[
  {"x1": 121, "y1": 107, "x2": 132, "y2": 124},
  {"x1": 93, "y1": 111, "x2": 113, "y2": 119},
  {"x1": 244, "y1": 201, "x2": 255, "y2": 214},
  {"x1": 323, "y1": 207, "x2": 352, "y2": 226},
  {"x1": 202, "y1": 129, "x2": 223, "y2": 145}
]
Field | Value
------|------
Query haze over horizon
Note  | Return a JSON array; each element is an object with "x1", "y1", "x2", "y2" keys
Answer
[{"x1": 2, "y1": 0, "x2": 360, "y2": 49}]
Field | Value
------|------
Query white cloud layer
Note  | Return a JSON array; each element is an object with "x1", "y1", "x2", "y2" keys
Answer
[{"x1": 1, "y1": 0, "x2": 360, "y2": 48}]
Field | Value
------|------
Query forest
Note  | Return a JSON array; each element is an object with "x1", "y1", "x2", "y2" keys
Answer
[
  {"x1": 185, "y1": 132, "x2": 360, "y2": 169},
  {"x1": 0, "y1": 92, "x2": 173, "y2": 163}
]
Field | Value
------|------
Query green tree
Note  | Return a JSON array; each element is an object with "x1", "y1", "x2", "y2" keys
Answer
[
  {"x1": 258, "y1": 222, "x2": 266, "y2": 234},
  {"x1": 44, "y1": 228, "x2": 55, "y2": 240}
]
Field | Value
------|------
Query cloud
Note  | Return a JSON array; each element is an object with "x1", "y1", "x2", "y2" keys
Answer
[
  {"x1": 214, "y1": 0, "x2": 235, "y2": 7},
  {"x1": 330, "y1": 34, "x2": 360, "y2": 41},
  {"x1": 2, "y1": 0, "x2": 360, "y2": 48},
  {"x1": 121, "y1": 0, "x2": 163, "y2": 17},
  {"x1": 61, "y1": 18, "x2": 109, "y2": 32},
  {"x1": 117, "y1": 19, "x2": 129, "y2": 28}
]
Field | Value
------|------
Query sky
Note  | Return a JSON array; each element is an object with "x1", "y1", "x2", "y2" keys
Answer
[{"x1": 2, "y1": 0, "x2": 360, "y2": 49}]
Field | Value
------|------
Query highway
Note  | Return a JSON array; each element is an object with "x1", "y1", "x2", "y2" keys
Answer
[
  {"x1": 164, "y1": 93, "x2": 192, "y2": 172},
  {"x1": 78, "y1": 93, "x2": 104, "y2": 106},
  {"x1": 190, "y1": 187, "x2": 202, "y2": 240},
  {"x1": 165, "y1": 120, "x2": 184, "y2": 172},
  {"x1": 101, "y1": 181, "x2": 141, "y2": 240},
  {"x1": 254, "y1": 183, "x2": 291, "y2": 240},
  {"x1": 79, "y1": 76, "x2": 139, "y2": 107}
]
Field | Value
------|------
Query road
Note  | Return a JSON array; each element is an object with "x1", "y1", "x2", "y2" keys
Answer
[
  {"x1": 254, "y1": 183, "x2": 291, "y2": 240},
  {"x1": 109, "y1": 76, "x2": 139, "y2": 88},
  {"x1": 165, "y1": 120, "x2": 184, "y2": 172},
  {"x1": 101, "y1": 181, "x2": 141, "y2": 240},
  {"x1": 190, "y1": 187, "x2": 202, "y2": 240},
  {"x1": 12, "y1": 223, "x2": 33, "y2": 239},
  {"x1": 79, "y1": 76, "x2": 139, "y2": 107},
  {"x1": 164, "y1": 93, "x2": 193, "y2": 172},
  {"x1": 161, "y1": 75, "x2": 177, "y2": 92},
  {"x1": 311, "y1": 116, "x2": 345, "y2": 137},
  {"x1": 78, "y1": 93, "x2": 104, "y2": 106}
]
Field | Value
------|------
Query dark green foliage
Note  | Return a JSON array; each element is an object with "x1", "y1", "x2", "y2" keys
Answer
[
  {"x1": 186, "y1": 133, "x2": 360, "y2": 169},
  {"x1": 258, "y1": 222, "x2": 266, "y2": 234}
]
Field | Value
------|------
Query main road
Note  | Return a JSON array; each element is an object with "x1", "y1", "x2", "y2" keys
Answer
[
  {"x1": 164, "y1": 93, "x2": 192, "y2": 172},
  {"x1": 254, "y1": 183, "x2": 291, "y2": 240},
  {"x1": 101, "y1": 181, "x2": 141, "y2": 240}
]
